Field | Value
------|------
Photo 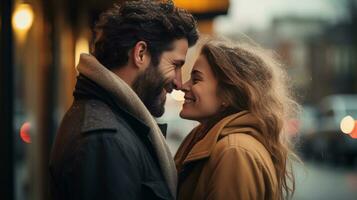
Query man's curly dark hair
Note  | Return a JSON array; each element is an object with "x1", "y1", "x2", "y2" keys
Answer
[{"x1": 92, "y1": 0, "x2": 199, "y2": 69}]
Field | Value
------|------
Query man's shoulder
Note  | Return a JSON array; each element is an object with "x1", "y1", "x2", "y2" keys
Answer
[
  {"x1": 76, "y1": 99, "x2": 147, "y2": 140},
  {"x1": 60, "y1": 98, "x2": 150, "y2": 153},
  {"x1": 79, "y1": 99, "x2": 119, "y2": 134},
  {"x1": 62, "y1": 99, "x2": 131, "y2": 135}
]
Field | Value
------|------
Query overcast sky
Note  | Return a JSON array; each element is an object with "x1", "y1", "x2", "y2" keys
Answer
[{"x1": 214, "y1": 0, "x2": 348, "y2": 33}]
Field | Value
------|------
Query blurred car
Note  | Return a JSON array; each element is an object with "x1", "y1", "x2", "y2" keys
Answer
[
  {"x1": 302, "y1": 95, "x2": 357, "y2": 164},
  {"x1": 298, "y1": 105, "x2": 318, "y2": 157},
  {"x1": 299, "y1": 105, "x2": 318, "y2": 136}
]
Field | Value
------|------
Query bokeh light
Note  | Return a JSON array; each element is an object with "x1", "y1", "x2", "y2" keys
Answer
[
  {"x1": 349, "y1": 121, "x2": 357, "y2": 139},
  {"x1": 12, "y1": 4, "x2": 34, "y2": 32},
  {"x1": 75, "y1": 37, "x2": 89, "y2": 66},
  {"x1": 340, "y1": 115, "x2": 355, "y2": 134},
  {"x1": 20, "y1": 122, "x2": 31, "y2": 144}
]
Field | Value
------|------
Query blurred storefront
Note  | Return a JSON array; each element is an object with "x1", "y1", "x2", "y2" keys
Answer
[
  {"x1": 1, "y1": 1, "x2": 15, "y2": 199},
  {"x1": 0, "y1": 0, "x2": 228, "y2": 199}
]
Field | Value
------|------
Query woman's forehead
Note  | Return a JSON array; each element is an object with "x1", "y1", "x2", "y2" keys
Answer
[{"x1": 191, "y1": 55, "x2": 216, "y2": 79}]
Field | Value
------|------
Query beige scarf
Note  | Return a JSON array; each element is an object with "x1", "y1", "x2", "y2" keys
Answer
[{"x1": 77, "y1": 53, "x2": 177, "y2": 198}]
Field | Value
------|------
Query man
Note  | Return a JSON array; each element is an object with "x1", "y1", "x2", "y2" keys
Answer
[{"x1": 49, "y1": 1, "x2": 198, "y2": 199}]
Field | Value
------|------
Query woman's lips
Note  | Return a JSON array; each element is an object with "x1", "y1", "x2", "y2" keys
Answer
[{"x1": 184, "y1": 96, "x2": 196, "y2": 104}]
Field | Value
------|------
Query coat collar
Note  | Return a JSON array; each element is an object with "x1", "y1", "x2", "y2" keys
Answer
[
  {"x1": 177, "y1": 111, "x2": 266, "y2": 166},
  {"x1": 74, "y1": 75, "x2": 151, "y2": 136},
  {"x1": 76, "y1": 54, "x2": 177, "y2": 197},
  {"x1": 75, "y1": 54, "x2": 169, "y2": 137},
  {"x1": 80, "y1": 100, "x2": 118, "y2": 133}
]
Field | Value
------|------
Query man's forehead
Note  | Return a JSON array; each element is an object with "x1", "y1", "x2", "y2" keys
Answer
[
  {"x1": 163, "y1": 39, "x2": 189, "y2": 58},
  {"x1": 173, "y1": 38, "x2": 189, "y2": 47},
  {"x1": 169, "y1": 39, "x2": 189, "y2": 52}
]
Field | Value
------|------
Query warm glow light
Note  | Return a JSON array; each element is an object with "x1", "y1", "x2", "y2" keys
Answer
[
  {"x1": 75, "y1": 37, "x2": 89, "y2": 66},
  {"x1": 12, "y1": 4, "x2": 34, "y2": 32},
  {"x1": 20, "y1": 122, "x2": 31, "y2": 143},
  {"x1": 340, "y1": 116, "x2": 355, "y2": 134},
  {"x1": 170, "y1": 89, "x2": 185, "y2": 101},
  {"x1": 173, "y1": 0, "x2": 229, "y2": 13},
  {"x1": 349, "y1": 121, "x2": 357, "y2": 139}
]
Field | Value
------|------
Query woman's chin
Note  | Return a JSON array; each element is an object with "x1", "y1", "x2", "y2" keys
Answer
[
  {"x1": 179, "y1": 110, "x2": 188, "y2": 119},
  {"x1": 180, "y1": 109, "x2": 192, "y2": 120},
  {"x1": 179, "y1": 110, "x2": 198, "y2": 121}
]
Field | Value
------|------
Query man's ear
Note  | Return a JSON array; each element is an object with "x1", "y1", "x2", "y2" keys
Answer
[{"x1": 132, "y1": 41, "x2": 151, "y2": 70}]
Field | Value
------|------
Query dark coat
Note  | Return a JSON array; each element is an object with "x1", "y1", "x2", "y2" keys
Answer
[{"x1": 49, "y1": 75, "x2": 173, "y2": 200}]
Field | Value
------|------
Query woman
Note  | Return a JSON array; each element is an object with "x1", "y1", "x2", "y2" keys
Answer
[{"x1": 175, "y1": 39, "x2": 300, "y2": 200}]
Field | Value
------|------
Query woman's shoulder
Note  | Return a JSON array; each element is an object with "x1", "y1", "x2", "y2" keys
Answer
[
  {"x1": 217, "y1": 133, "x2": 266, "y2": 151},
  {"x1": 211, "y1": 133, "x2": 272, "y2": 165}
]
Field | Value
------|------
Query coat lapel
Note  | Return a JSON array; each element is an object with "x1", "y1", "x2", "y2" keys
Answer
[{"x1": 176, "y1": 111, "x2": 249, "y2": 168}]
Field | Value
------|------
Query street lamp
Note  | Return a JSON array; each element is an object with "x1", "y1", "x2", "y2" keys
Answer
[
  {"x1": 12, "y1": 3, "x2": 34, "y2": 32},
  {"x1": 12, "y1": 3, "x2": 34, "y2": 43}
]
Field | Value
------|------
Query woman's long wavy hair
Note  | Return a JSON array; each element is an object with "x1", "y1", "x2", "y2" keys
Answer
[{"x1": 200, "y1": 39, "x2": 301, "y2": 199}]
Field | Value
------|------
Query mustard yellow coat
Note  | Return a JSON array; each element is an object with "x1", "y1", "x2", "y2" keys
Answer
[{"x1": 175, "y1": 111, "x2": 278, "y2": 200}]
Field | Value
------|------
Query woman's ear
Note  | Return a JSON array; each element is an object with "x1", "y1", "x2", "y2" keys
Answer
[{"x1": 132, "y1": 41, "x2": 151, "y2": 70}]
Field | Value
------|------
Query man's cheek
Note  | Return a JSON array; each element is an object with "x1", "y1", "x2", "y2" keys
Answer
[
  {"x1": 160, "y1": 64, "x2": 175, "y2": 75},
  {"x1": 163, "y1": 71, "x2": 176, "y2": 81}
]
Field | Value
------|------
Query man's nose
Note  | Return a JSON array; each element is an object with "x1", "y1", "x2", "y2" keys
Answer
[{"x1": 173, "y1": 69, "x2": 183, "y2": 90}]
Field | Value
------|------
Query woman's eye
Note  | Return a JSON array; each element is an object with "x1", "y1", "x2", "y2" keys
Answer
[{"x1": 192, "y1": 78, "x2": 199, "y2": 84}]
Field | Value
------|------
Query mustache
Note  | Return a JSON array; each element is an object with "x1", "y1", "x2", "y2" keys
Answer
[{"x1": 164, "y1": 82, "x2": 174, "y2": 93}]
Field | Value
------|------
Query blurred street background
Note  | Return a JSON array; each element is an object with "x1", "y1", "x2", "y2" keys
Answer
[{"x1": 1, "y1": 0, "x2": 357, "y2": 199}]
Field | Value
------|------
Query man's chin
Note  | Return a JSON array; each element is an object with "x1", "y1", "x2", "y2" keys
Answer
[
  {"x1": 150, "y1": 106, "x2": 165, "y2": 118},
  {"x1": 150, "y1": 91, "x2": 167, "y2": 117}
]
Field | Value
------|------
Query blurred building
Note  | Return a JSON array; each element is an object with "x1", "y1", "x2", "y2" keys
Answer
[
  {"x1": 221, "y1": 0, "x2": 357, "y2": 105},
  {"x1": 271, "y1": 16, "x2": 328, "y2": 102},
  {"x1": 231, "y1": 15, "x2": 329, "y2": 103},
  {"x1": 308, "y1": 10, "x2": 357, "y2": 103}
]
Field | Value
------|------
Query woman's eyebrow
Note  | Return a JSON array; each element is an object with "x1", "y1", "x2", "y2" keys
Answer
[{"x1": 191, "y1": 69, "x2": 203, "y2": 76}]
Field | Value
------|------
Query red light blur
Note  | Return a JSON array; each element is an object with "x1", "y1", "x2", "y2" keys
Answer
[
  {"x1": 20, "y1": 122, "x2": 31, "y2": 143},
  {"x1": 349, "y1": 121, "x2": 357, "y2": 139}
]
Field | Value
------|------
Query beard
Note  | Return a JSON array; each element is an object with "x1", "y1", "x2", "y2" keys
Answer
[{"x1": 132, "y1": 65, "x2": 167, "y2": 118}]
